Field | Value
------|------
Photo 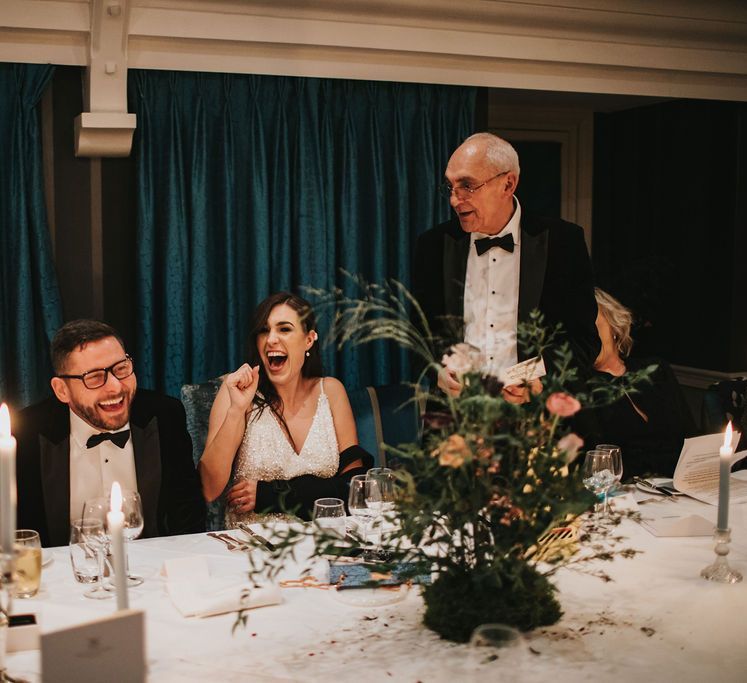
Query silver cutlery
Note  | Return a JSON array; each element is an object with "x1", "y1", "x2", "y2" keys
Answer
[
  {"x1": 633, "y1": 477, "x2": 678, "y2": 500},
  {"x1": 237, "y1": 522, "x2": 276, "y2": 551},
  {"x1": 207, "y1": 532, "x2": 249, "y2": 551}
]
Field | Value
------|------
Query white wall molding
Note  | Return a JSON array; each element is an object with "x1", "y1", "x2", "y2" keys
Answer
[
  {"x1": 672, "y1": 364, "x2": 747, "y2": 390},
  {"x1": 0, "y1": 0, "x2": 745, "y2": 101},
  {"x1": 73, "y1": 0, "x2": 137, "y2": 157}
]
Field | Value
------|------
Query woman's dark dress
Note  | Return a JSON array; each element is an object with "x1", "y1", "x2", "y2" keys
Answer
[{"x1": 575, "y1": 357, "x2": 697, "y2": 479}]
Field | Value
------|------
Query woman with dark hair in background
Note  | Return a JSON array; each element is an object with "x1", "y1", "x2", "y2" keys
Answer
[
  {"x1": 199, "y1": 292, "x2": 371, "y2": 524},
  {"x1": 575, "y1": 288, "x2": 697, "y2": 479}
]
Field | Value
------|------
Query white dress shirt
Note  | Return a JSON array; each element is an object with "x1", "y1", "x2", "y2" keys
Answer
[
  {"x1": 463, "y1": 198, "x2": 522, "y2": 376},
  {"x1": 69, "y1": 410, "x2": 138, "y2": 522}
]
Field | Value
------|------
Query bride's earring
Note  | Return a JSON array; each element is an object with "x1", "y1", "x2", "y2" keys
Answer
[{"x1": 305, "y1": 351, "x2": 310, "y2": 357}]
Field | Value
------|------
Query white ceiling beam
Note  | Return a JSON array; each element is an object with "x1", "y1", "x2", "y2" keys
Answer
[{"x1": 0, "y1": 0, "x2": 745, "y2": 102}]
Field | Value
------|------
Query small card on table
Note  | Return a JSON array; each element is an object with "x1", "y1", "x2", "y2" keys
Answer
[{"x1": 41, "y1": 609, "x2": 145, "y2": 683}]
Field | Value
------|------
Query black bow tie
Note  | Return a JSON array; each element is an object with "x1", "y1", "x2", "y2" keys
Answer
[
  {"x1": 475, "y1": 234, "x2": 515, "y2": 256},
  {"x1": 86, "y1": 430, "x2": 130, "y2": 449}
]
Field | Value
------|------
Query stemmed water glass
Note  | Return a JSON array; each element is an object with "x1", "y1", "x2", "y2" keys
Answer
[
  {"x1": 366, "y1": 468, "x2": 396, "y2": 552},
  {"x1": 120, "y1": 489, "x2": 145, "y2": 586},
  {"x1": 582, "y1": 449, "x2": 616, "y2": 518},
  {"x1": 348, "y1": 474, "x2": 381, "y2": 561},
  {"x1": 312, "y1": 498, "x2": 347, "y2": 539},
  {"x1": 80, "y1": 497, "x2": 112, "y2": 600},
  {"x1": 596, "y1": 444, "x2": 623, "y2": 493}
]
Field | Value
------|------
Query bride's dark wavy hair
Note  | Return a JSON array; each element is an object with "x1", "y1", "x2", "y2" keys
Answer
[{"x1": 245, "y1": 292, "x2": 323, "y2": 449}]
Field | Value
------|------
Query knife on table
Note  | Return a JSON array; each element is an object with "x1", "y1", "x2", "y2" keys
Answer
[
  {"x1": 634, "y1": 477, "x2": 677, "y2": 498},
  {"x1": 237, "y1": 522, "x2": 277, "y2": 551}
]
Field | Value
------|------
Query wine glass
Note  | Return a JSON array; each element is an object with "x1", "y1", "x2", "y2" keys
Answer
[
  {"x1": 79, "y1": 498, "x2": 112, "y2": 600},
  {"x1": 120, "y1": 489, "x2": 145, "y2": 586},
  {"x1": 348, "y1": 474, "x2": 380, "y2": 561},
  {"x1": 366, "y1": 468, "x2": 396, "y2": 552},
  {"x1": 312, "y1": 497, "x2": 346, "y2": 539},
  {"x1": 596, "y1": 444, "x2": 623, "y2": 492},
  {"x1": 582, "y1": 449, "x2": 616, "y2": 518},
  {"x1": 468, "y1": 624, "x2": 526, "y2": 678},
  {"x1": 367, "y1": 468, "x2": 395, "y2": 513}
]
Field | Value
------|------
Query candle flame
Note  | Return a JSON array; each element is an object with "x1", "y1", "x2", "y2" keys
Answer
[
  {"x1": 111, "y1": 481, "x2": 122, "y2": 513},
  {"x1": 0, "y1": 403, "x2": 10, "y2": 437},
  {"x1": 723, "y1": 421, "x2": 733, "y2": 449}
]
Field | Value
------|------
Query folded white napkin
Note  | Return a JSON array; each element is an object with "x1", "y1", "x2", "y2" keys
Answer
[
  {"x1": 163, "y1": 555, "x2": 282, "y2": 618},
  {"x1": 639, "y1": 513, "x2": 714, "y2": 537},
  {"x1": 167, "y1": 577, "x2": 282, "y2": 618}
]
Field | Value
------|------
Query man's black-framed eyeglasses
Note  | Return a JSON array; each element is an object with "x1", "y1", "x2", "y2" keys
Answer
[
  {"x1": 57, "y1": 355, "x2": 134, "y2": 390},
  {"x1": 438, "y1": 171, "x2": 509, "y2": 200}
]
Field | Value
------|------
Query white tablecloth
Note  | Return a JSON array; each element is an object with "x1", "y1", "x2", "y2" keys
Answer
[{"x1": 6, "y1": 487, "x2": 747, "y2": 682}]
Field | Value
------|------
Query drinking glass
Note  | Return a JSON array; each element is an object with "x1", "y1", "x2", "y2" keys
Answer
[
  {"x1": 366, "y1": 468, "x2": 396, "y2": 551},
  {"x1": 80, "y1": 497, "x2": 112, "y2": 600},
  {"x1": 348, "y1": 475, "x2": 380, "y2": 561},
  {"x1": 582, "y1": 449, "x2": 616, "y2": 518},
  {"x1": 312, "y1": 497, "x2": 346, "y2": 539},
  {"x1": 468, "y1": 624, "x2": 526, "y2": 679},
  {"x1": 13, "y1": 530, "x2": 41, "y2": 598},
  {"x1": 366, "y1": 468, "x2": 395, "y2": 513},
  {"x1": 120, "y1": 489, "x2": 145, "y2": 586},
  {"x1": 596, "y1": 444, "x2": 623, "y2": 491},
  {"x1": 69, "y1": 519, "x2": 100, "y2": 583}
]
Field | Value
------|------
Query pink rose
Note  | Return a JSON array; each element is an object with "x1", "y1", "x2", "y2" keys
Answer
[
  {"x1": 441, "y1": 343, "x2": 484, "y2": 378},
  {"x1": 557, "y1": 432, "x2": 584, "y2": 462},
  {"x1": 545, "y1": 392, "x2": 581, "y2": 417}
]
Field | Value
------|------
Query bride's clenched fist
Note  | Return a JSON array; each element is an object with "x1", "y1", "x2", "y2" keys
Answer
[{"x1": 225, "y1": 363, "x2": 260, "y2": 413}]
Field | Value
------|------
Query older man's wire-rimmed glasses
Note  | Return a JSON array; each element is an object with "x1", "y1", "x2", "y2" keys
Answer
[
  {"x1": 57, "y1": 355, "x2": 134, "y2": 390},
  {"x1": 438, "y1": 171, "x2": 509, "y2": 200}
]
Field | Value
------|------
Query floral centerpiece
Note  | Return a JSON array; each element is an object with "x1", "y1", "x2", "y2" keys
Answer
[{"x1": 241, "y1": 277, "x2": 649, "y2": 643}]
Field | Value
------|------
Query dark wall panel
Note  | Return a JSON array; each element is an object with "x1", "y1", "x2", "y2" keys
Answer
[{"x1": 593, "y1": 100, "x2": 747, "y2": 372}]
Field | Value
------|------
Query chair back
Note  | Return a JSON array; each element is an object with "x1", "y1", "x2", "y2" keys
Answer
[
  {"x1": 349, "y1": 384, "x2": 425, "y2": 468},
  {"x1": 701, "y1": 378, "x2": 747, "y2": 434},
  {"x1": 180, "y1": 376, "x2": 224, "y2": 530}
]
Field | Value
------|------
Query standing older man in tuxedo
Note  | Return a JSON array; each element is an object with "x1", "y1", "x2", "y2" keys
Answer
[
  {"x1": 413, "y1": 132, "x2": 600, "y2": 399},
  {"x1": 16, "y1": 319, "x2": 205, "y2": 546}
]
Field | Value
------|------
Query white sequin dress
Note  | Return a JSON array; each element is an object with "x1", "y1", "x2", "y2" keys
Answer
[{"x1": 225, "y1": 378, "x2": 339, "y2": 527}]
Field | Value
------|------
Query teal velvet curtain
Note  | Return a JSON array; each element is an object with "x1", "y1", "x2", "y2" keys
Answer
[
  {"x1": 129, "y1": 71, "x2": 474, "y2": 396},
  {"x1": 0, "y1": 64, "x2": 62, "y2": 408}
]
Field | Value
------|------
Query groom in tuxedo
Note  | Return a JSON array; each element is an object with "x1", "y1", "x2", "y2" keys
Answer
[
  {"x1": 16, "y1": 319, "x2": 205, "y2": 547},
  {"x1": 413, "y1": 132, "x2": 600, "y2": 399}
]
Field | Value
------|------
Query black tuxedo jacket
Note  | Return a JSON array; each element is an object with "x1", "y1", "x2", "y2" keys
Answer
[
  {"x1": 412, "y1": 212, "x2": 600, "y2": 370},
  {"x1": 16, "y1": 389, "x2": 206, "y2": 547}
]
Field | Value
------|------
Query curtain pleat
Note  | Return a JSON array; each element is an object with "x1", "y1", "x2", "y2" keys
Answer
[
  {"x1": 0, "y1": 64, "x2": 61, "y2": 408},
  {"x1": 129, "y1": 71, "x2": 475, "y2": 396}
]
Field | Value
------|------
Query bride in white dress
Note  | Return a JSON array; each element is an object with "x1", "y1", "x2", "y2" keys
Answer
[{"x1": 199, "y1": 292, "x2": 370, "y2": 524}]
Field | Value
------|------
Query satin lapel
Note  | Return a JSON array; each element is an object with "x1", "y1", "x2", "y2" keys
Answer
[
  {"x1": 518, "y1": 226, "x2": 548, "y2": 325},
  {"x1": 132, "y1": 417, "x2": 162, "y2": 538},
  {"x1": 443, "y1": 229, "x2": 470, "y2": 318},
  {"x1": 40, "y1": 435, "x2": 71, "y2": 547}
]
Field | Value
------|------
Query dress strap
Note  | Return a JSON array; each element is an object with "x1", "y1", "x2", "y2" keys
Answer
[{"x1": 318, "y1": 377, "x2": 326, "y2": 396}]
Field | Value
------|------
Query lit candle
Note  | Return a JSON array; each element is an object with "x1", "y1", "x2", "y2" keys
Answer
[
  {"x1": 0, "y1": 403, "x2": 17, "y2": 556},
  {"x1": 107, "y1": 481, "x2": 129, "y2": 610},
  {"x1": 717, "y1": 422, "x2": 733, "y2": 530}
]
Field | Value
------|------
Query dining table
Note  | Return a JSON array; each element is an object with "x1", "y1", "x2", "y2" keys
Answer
[{"x1": 5, "y1": 479, "x2": 747, "y2": 682}]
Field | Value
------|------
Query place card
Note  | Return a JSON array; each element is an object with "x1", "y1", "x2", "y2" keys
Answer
[
  {"x1": 41, "y1": 609, "x2": 145, "y2": 683},
  {"x1": 498, "y1": 356, "x2": 546, "y2": 385},
  {"x1": 7, "y1": 613, "x2": 40, "y2": 652}
]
